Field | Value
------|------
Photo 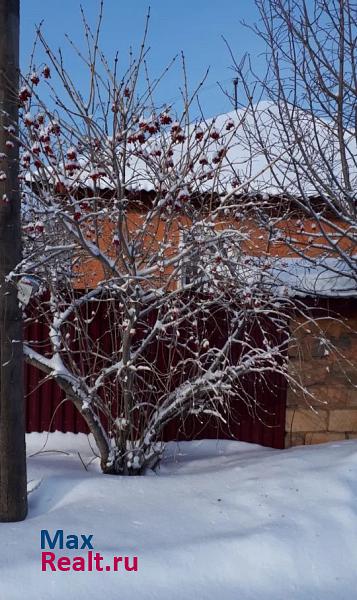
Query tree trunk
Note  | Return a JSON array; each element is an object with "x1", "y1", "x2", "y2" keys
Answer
[{"x1": 0, "y1": 0, "x2": 27, "y2": 521}]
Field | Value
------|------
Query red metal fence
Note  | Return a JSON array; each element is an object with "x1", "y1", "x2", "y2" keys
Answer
[{"x1": 24, "y1": 304, "x2": 287, "y2": 449}]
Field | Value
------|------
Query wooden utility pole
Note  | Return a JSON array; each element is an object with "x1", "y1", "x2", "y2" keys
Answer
[{"x1": 0, "y1": 0, "x2": 27, "y2": 521}]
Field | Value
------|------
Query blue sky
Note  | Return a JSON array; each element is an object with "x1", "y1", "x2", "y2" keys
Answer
[{"x1": 20, "y1": 1, "x2": 265, "y2": 119}]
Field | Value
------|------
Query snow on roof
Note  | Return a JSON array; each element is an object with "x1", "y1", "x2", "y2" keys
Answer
[
  {"x1": 203, "y1": 253, "x2": 357, "y2": 299},
  {"x1": 26, "y1": 101, "x2": 357, "y2": 197},
  {"x1": 267, "y1": 257, "x2": 357, "y2": 298}
]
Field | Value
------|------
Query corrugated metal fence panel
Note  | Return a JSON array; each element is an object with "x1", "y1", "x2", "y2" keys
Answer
[
  {"x1": 161, "y1": 345, "x2": 287, "y2": 448},
  {"x1": 25, "y1": 364, "x2": 89, "y2": 434},
  {"x1": 24, "y1": 313, "x2": 88, "y2": 435},
  {"x1": 24, "y1": 304, "x2": 287, "y2": 448}
]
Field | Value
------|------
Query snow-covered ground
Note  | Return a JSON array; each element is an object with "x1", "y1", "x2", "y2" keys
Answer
[{"x1": 2, "y1": 433, "x2": 357, "y2": 599}]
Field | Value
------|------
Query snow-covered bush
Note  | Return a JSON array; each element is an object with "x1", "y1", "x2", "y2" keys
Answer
[{"x1": 4, "y1": 7, "x2": 323, "y2": 474}]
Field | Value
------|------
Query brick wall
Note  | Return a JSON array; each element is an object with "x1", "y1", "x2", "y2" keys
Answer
[{"x1": 286, "y1": 309, "x2": 357, "y2": 447}]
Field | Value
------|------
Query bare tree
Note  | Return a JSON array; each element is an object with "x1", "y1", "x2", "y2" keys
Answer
[
  {"x1": 227, "y1": 0, "x2": 356, "y2": 293},
  {"x1": 0, "y1": 0, "x2": 27, "y2": 521}
]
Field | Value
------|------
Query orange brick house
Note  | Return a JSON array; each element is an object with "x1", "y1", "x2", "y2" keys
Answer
[{"x1": 25, "y1": 102, "x2": 357, "y2": 447}]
